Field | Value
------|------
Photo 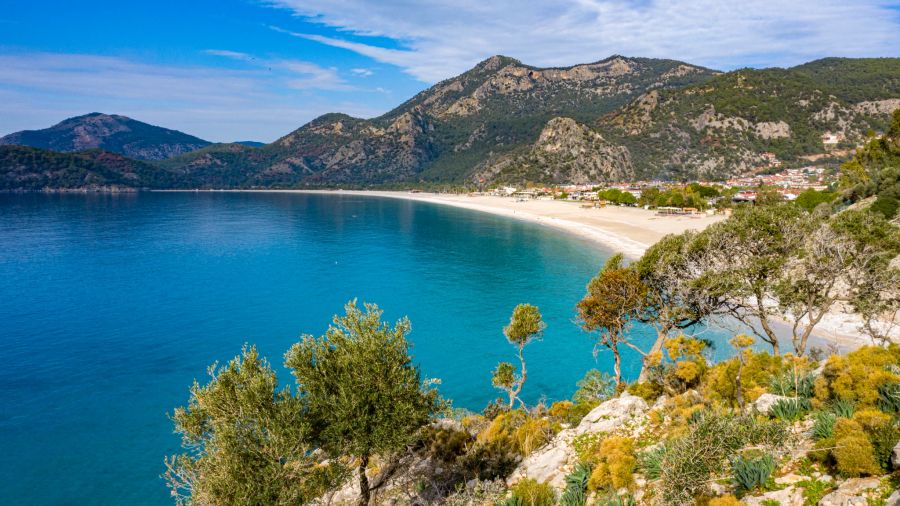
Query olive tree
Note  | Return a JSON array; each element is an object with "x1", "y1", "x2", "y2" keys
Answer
[
  {"x1": 633, "y1": 230, "x2": 724, "y2": 381},
  {"x1": 491, "y1": 303, "x2": 545, "y2": 409},
  {"x1": 700, "y1": 205, "x2": 807, "y2": 355},
  {"x1": 576, "y1": 253, "x2": 648, "y2": 387},
  {"x1": 285, "y1": 301, "x2": 441, "y2": 506},
  {"x1": 164, "y1": 346, "x2": 344, "y2": 506}
]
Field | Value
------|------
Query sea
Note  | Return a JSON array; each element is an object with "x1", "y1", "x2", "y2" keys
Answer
[{"x1": 1, "y1": 191, "x2": 738, "y2": 504}]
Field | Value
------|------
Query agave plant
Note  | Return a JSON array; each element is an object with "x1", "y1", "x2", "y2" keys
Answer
[
  {"x1": 770, "y1": 398, "x2": 811, "y2": 421},
  {"x1": 830, "y1": 399, "x2": 855, "y2": 418},
  {"x1": 877, "y1": 382, "x2": 900, "y2": 414},
  {"x1": 558, "y1": 462, "x2": 592, "y2": 506},
  {"x1": 769, "y1": 370, "x2": 815, "y2": 398},
  {"x1": 811, "y1": 411, "x2": 837, "y2": 439},
  {"x1": 731, "y1": 453, "x2": 776, "y2": 492}
]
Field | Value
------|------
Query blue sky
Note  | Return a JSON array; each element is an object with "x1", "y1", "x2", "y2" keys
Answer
[{"x1": 1, "y1": 0, "x2": 898, "y2": 142}]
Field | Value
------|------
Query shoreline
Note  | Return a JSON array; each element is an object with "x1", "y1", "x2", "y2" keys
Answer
[{"x1": 155, "y1": 188, "x2": 879, "y2": 349}]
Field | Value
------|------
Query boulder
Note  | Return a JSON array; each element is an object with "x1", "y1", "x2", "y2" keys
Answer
[
  {"x1": 892, "y1": 439, "x2": 900, "y2": 469},
  {"x1": 573, "y1": 393, "x2": 649, "y2": 435},
  {"x1": 743, "y1": 486, "x2": 803, "y2": 506},
  {"x1": 507, "y1": 393, "x2": 649, "y2": 488},
  {"x1": 887, "y1": 489, "x2": 900, "y2": 506},
  {"x1": 819, "y1": 477, "x2": 882, "y2": 506},
  {"x1": 751, "y1": 393, "x2": 793, "y2": 415}
]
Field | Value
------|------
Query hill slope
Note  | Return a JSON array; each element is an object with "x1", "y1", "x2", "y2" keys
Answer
[{"x1": 0, "y1": 113, "x2": 211, "y2": 160}]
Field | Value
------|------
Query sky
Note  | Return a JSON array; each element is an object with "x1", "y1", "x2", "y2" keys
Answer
[{"x1": 1, "y1": 0, "x2": 899, "y2": 142}]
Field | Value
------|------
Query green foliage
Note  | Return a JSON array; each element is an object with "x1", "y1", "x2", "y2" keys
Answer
[
  {"x1": 769, "y1": 369, "x2": 815, "y2": 398},
  {"x1": 508, "y1": 478, "x2": 555, "y2": 506},
  {"x1": 285, "y1": 301, "x2": 442, "y2": 501},
  {"x1": 811, "y1": 411, "x2": 837, "y2": 440},
  {"x1": 830, "y1": 399, "x2": 856, "y2": 419},
  {"x1": 770, "y1": 398, "x2": 811, "y2": 421},
  {"x1": 794, "y1": 188, "x2": 837, "y2": 211},
  {"x1": 597, "y1": 188, "x2": 638, "y2": 205},
  {"x1": 164, "y1": 346, "x2": 345, "y2": 506},
  {"x1": 731, "y1": 453, "x2": 776, "y2": 493},
  {"x1": 796, "y1": 478, "x2": 834, "y2": 506},
  {"x1": 573, "y1": 369, "x2": 616, "y2": 404},
  {"x1": 657, "y1": 413, "x2": 789, "y2": 505},
  {"x1": 838, "y1": 108, "x2": 900, "y2": 218},
  {"x1": 558, "y1": 463, "x2": 592, "y2": 506},
  {"x1": 637, "y1": 445, "x2": 666, "y2": 480},
  {"x1": 593, "y1": 492, "x2": 636, "y2": 506},
  {"x1": 876, "y1": 381, "x2": 900, "y2": 413}
]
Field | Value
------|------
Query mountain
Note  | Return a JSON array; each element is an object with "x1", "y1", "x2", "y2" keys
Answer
[
  {"x1": 2, "y1": 56, "x2": 899, "y2": 190},
  {"x1": 596, "y1": 58, "x2": 900, "y2": 180},
  {"x1": 234, "y1": 141, "x2": 266, "y2": 148},
  {"x1": 0, "y1": 145, "x2": 181, "y2": 190},
  {"x1": 0, "y1": 113, "x2": 211, "y2": 160},
  {"x1": 167, "y1": 55, "x2": 717, "y2": 186}
]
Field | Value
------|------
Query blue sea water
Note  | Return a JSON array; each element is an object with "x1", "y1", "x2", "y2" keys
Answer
[{"x1": 0, "y1": 192, "x2": 721, "y2": 505}]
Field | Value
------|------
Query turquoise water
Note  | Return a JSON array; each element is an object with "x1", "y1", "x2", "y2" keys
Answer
[{"x1": 0, "y1": 192, "x2": 709, "y2": 504}]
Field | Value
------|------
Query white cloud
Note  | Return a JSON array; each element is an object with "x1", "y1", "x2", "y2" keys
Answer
[
  {"x1": 267, "y1": 0, "x2": 900, "y2": 82},
  {"x1": 0, "y1": 52, "x2": 382, "y2": 142},
  {"x1": 351, "y1": 67, "x2": 374, "y2": 77}
]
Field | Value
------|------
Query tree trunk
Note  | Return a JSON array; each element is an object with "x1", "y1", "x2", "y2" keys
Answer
[
  {"x1": 756, "y1": 297, "x2": 780, "y2": 355},
  {"x1": 637, "y1": 331, "x2": 667, "y2": 383},
  {"x1": 612, "y1": 346, "x2": 622, "y2": 388},
  {"x1": 735, "y1": 359, "x2": 744, "y2": 415},
  {"x1": 358, "y1": 454, "x2": 370, "y2": 506}
]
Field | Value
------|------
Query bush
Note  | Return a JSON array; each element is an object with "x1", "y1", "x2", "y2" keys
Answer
[
  {"x1": 770, "y1": 398, "x2": 811, "y2": 421},
  {"x1": 587, "y1": 436, "x2": 636, "y2": 492},
  {"x1": 478, "y1": 411, "x2": 551, "y2": 457},
  {"x1": 731, "y1": 453, "x2": 775, "y2": 492},
  {"x1": 817, "y1": 346, "x2": 900, "y2": 408},
  {"x1": 548, "y1": 400, "x2": 574, "y2": 421},
  {"x1": 708, "y1": 494, "x2": 744, "y2": 506},
  {"x1": 593, "y1": 492, "x2": 636, "y2": 506},
  {"x1": 702, "y1": 352, "x2": 783, "y2": 407},
  {"x1": 832, "y1": 418, "x2": 881, "y2": 477},
  {"x1": 509, "y1": 478, "x2": 555, "y2": 506},
  {"x1": 627, "y1": 380, "x2": 664, "y2": 402},
  {"x1": 657, "y1": 413, "x2": 789, "y2": 505},
  {"x1": 513, "y1": 417, "x2": 551, "y2": 456}
]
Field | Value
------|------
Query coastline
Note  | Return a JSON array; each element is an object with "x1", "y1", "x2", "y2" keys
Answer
[
  {"x1": 156, "y1": 189, "x2": 880, "y2": 349},
  {"x1": 231, "y1": 189, "x2": 726, "y2": 259}
]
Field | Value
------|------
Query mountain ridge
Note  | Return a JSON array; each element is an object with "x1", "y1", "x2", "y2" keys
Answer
[{"x1": 1, "y1": 55, "x2": 899, "y2": 190}]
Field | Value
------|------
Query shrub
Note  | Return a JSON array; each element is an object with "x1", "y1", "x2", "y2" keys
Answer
[
  {"x1": 657, "y1": 413, "x2": 789, "y2": 505},
  {"x1": 811, "y1": 412, "x2": 837, "y2": 440},
  {"x1": 770, "y1": 398, "x2": 811, "y2": 421},
  {"x1": 509, "y1": 478, "x2": 555, "y2": 506},
  {"x1": 478, "y1": 411, "x2": 551, "y2": 457},
  {"x1": 627, "y1": 380, "x2": 663, "y2": 402},
  {"x1": 548, "y1": 400, "x2": 574, "y2": 421},
  {"x1": 852, "y1": 408, "x2": 891, "y2": 433},
  {"x1": 867, "y1": 421, "x2": 900, "y2": 470},
  {"x1": 593, "y1": 493, "x2": 635, "y2": 506},
  {"x1": 708, "y1": 495, "x2": 744, "y2": 506},
  {"x1": 819, "y1": 346, "x2": 900, "y2": 408},
  {"x1": 587, "y1": 436, "x2": 637, "y2": 492},
  {"x1": 731, "y1": 453, "x2": 775, "y2": 492},
  {"x1": 831, "y1": 418, "x2": 880, "y2": 477},
  {"x1": 796, "y1": 478, "x2": 833, "y2": 506},
  {"x1": 558, "y1": 462, "x2": 592, "y2": 506},
  {"x1": 702, "y1": 351, "x2": 783, "y2": 407},
  {"x1": 513, "y1": 417, "x2": 551, "y2": 456}
]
